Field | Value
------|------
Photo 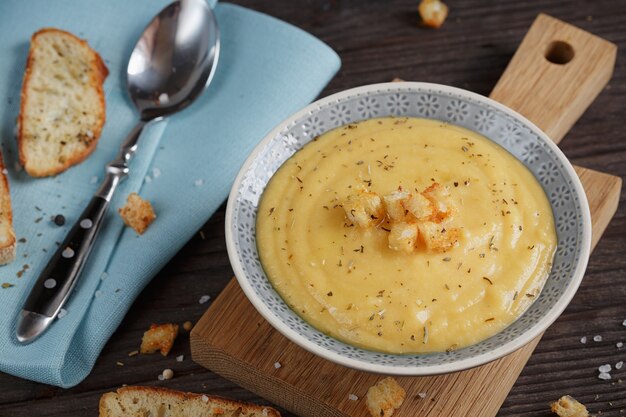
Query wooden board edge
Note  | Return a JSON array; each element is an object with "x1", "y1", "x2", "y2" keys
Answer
[{"x1": 191, "y1": 331, "x2": 346, "y2": 417}]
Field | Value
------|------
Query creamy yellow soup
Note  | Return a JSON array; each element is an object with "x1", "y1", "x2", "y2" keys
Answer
[{"x1": 256, "y1": 117, "x2": 556, "y2": 354}]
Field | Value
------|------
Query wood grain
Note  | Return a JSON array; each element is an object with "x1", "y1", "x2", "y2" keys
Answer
[
  {"x1": 491, "y1": 14, "x2": 617, "y2": 144},
  {"x1": 190, "y1": 13, "x2": 622, "y2": 417},
  {"x1": 1, "y1": 2, "x2": 625, "y2": 416}
]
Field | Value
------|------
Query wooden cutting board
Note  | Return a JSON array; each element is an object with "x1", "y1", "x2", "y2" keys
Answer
[{"x1": 191, "y1": 14, "x2": 620, "y2": 417}]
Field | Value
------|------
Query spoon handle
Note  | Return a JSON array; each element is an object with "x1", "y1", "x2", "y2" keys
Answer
[{"x1": 16, "y1": 121, "x2": 147, "y2": 343}]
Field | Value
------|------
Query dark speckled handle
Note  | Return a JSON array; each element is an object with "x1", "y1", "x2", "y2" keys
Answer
[{"x1": 22, "y1": 196, "x2": 109, "y2": 317}]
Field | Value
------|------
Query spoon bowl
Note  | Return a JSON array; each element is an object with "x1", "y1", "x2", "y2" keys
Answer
[
  {"x1": 17, "y1": 0, "x2": 220, "y2": 344},
  {"x1": 128, "y1": 0, "x2": 220, "y2": 120}
]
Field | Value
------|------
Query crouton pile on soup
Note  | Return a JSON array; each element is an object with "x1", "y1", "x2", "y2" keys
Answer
[{"x1": 257, "y1": 117, "x2": 556, "y2": 354}]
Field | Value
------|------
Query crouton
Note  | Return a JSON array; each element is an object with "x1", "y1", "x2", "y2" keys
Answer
[
  {"x1": 140, "y1": 323, "x2": 179, "y2": 356},
  {"x1": 417, "y1": 220, "x2": 459, "y2": 252},
  {"x1": 404, "y1": 192, "x2": 434, "y2": 221},
  {"x1": 382, "y1": 190, "x2": 410, "y2": 222},
  {"x1": 344, "y1": 190, "x2": 384, "y2": 228},
  {"x1": 550, "y1": 395, "x2": 589, "y2": 417},
  {"x1": 118, "y1": 193, "x2": 156, "y2": 235},
  {"x1": 365, "y1": 377, "x2": 406, "y2": 417},
  {"x1": 388, "y1": 222, "x2": 419, "y2": 253},
  {"x1": 418, "y1": 0, "x2": 449, "y2": 29},
  {"x1": 422, "y1": 183, "x2": 453, "y2": 221}
]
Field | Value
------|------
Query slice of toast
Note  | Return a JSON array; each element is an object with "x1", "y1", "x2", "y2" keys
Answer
[
  {"x1": 0, "y1": 154, "x2": 15, "y2": 265},
  {"x1": 18, "y1": 28, "x2": 108, "y2": 177},
  {"x1": 99, "y1": 386, "x2": 281, "y2": 417}
]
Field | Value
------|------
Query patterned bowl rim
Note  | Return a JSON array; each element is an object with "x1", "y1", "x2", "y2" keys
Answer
[{"x1": 225, "y1": 82, "x2": 592, "y2": 375}]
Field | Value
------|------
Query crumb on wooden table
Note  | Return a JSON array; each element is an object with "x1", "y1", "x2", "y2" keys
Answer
[
  {"x1": 118, "y1": 192, "x2": 156, "y2": 235},
  {"x1": 140, "y1": 323, "x2": 178, "y2": 356},
  {"x1": 550, "y1": 395, "x2": 589, "y2": 417},
  {"x1": 418, "y1": 0, "x2": 449, "y2": 29},
  {"x1": 365, "y1": 377, "x2": 406, "y2": 417}
]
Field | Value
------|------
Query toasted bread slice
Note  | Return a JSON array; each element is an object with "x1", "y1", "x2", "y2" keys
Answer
[
  {"x1": 99, "y1": 386, "x2": 281, "y2": 417},
  {"x1": 18, "y1": 28, "x2": 108, "y2": 177},
  {"x1": 0, "y1": 155, "x2": 15, "y2": 265}
]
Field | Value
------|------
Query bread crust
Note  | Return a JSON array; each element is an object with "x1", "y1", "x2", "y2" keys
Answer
[
  {"x1": 18, "y1": 28, "x2": 109, "y2": 177},
  {"x1": 0, "y1": 154, "x2": 15, "y2": 265},
  {"x1": 99, "y1": 386, "x2": 281, "y2": 417}
]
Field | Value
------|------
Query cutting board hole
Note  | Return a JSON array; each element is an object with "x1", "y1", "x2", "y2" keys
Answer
[{"x1": 545, "y1": 41, "x2": 575, "y2": 64}]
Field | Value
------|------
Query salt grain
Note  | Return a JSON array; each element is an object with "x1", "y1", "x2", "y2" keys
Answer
[
  {"x1": 158, "y1": 374, "x2": 164, "y2": 381},
  {"x1": 580, "y1": 336, "x2": 587, "y2": 344},
  {"x1": 194, "y1": 179, "x2": 204, "y2": 187},
  {"x1": 199, "y1": 295, "x2": 211, "y2": 304},
  {"x1": 94, "y1": 290, "x2": 103, "y2": 298},
  {"x1": 599, "y1": 372, "x2": 612, "y2": 380},
  {"x1": 417, "y1": 392, "x2": 427, "y2": 399},
  {"x1": 86, "y1": 130, "x2": 94, "y2": 138},
  {"x1": 90, "y1": 176, "x2": 98, "y2": 184},
  {"x1": 57, "y1": 308, "x2": 67, "y2": 319},
  {"x1": 100, "y1": 271, "x2": 108, "y2": 281},
  {"x1": 152, "y1": 168, "x2": 161, "y2": 178},
  {"x1": 158, "y1": 93, "x2": 169, "y2": 104},
  {"x1": 593, "y1": 335, "x2": 603, "y2": 342},
  {"x1": 348, "y1": 394, "x2": 358, "y2": 401},
  {"x1": 145, "y1": 175, "x2": 152, "y2": 183},
  {"x1": 176, "y1": 355, "x2": 184, "y2": 362},
  {"x1": 617, "y1": 342, "x2": 624, "y2": 349},
  {"x1": 201, "y1": 395, "x2": 209, "y2": 403},
  {"x1": 623, "y1": 318, "x2": 626, "y2": 327},
  {"x1": 2, "y1": 169, "x2": 7, "y2": 175},
  {"x1": 262, "y1": 409, "x2": 268, "y2": 417},
  {"x1": 599, "y1": 364, "x2": 612, "y2": 373},
  {"x1": 616, "y1": 361, "x2": 624, "y2": 370},
  {"x1": 274, "y1": 361, "x2": 282, "y2": 369}
]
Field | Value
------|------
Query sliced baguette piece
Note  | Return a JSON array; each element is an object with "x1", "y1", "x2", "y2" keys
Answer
[
  {"x1": 18, "y1": 28, "x2": 108, "y2": 177},
  {"x1": 0, "y1": 154, "x2": 15, "y2": 265},
  {"x1": 99, "y1": 386, "x2": 281, "y2": 417}
]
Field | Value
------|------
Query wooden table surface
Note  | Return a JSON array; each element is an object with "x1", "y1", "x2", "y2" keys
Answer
[{"x1": 1, "y1": 1, "x2": 625, "y2": 415}]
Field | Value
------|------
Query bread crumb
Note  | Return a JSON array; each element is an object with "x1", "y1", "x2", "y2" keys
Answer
[
  {"x1": 140, "y1": 323, "x2": 179, "y2": 356},
  {"x1": 162, "y1": 368, "x2": 174, "y2": 380},
  {"x1": 366, "y1": 377, "x2": 406, "y2": 417},
  {"x1": 418, "y1": 0, "x2": 448, "y2": 29},
  {"x1": 550, "y1": 395, "x2": 589, "y2": 417},
  {"x1": 116, "y1": 361, "x2": 124, "y2": 367},
  {"x1": 118, "y1": 193, "x2": 156, "y2": 235},
  {"x1": 128, "y1": 350, "x2": 139, "y2": 357},
  {"x1": 183, "y1": 321, "x2": 193, "y2": 331}
]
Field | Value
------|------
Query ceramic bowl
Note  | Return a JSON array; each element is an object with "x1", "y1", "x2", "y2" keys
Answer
[{"x1": 225, "y1": 82, "x2": 591, "y2": 375}]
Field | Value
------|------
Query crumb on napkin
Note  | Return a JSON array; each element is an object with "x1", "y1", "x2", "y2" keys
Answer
[
  {"x1": 140, "y1": 323, "x2": 178, "y2": 356},
  {"x1": 118, "y1": 192, "x2": 156, "y2": 235},
  {"x1": 366, "y1": 377, "x2": 406, "y2": 417}
]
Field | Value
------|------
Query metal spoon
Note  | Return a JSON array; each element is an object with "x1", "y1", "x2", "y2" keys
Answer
[{"x1": 16, "y1": 0, "x2": 220, "y2": 343}]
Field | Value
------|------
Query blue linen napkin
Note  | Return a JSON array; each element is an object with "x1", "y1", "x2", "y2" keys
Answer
[{"x1": 0, "y1": 0, "x2": 340, "y2": 387}]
